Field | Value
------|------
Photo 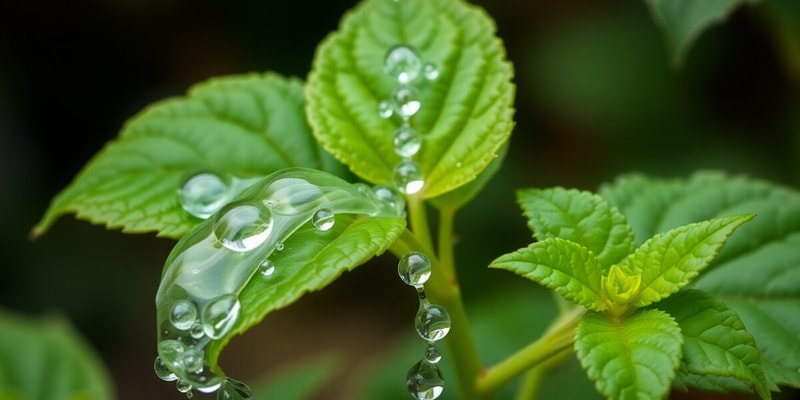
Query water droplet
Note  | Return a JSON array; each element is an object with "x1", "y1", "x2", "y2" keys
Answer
[
  {"x1": 170, "y1": 300, "x2": 198, "y2": 331},
  {"x1": 213, "y1": 203, "x2": 273, "y2": 252},
  {"x1": 455, "y1": 161, "x2": 462, "y2": 168},
  {"x1": 202, "y1": 294, "x2": 241, "y2": 339},
  {"x1": 384, "y1": 45, "x2": 422, "y2": 84},
  {"x1": 155, "y1": 356, "x2": 178, "y2": 382},
  {"x1": 423, "y1": 63, "x2": 440, "y2": 80},
  {"x1": 425, "y1": 345, "x2": 442, "y2": 364},
  {"x1": 393, "y1": 160, "x2": 424, "y2": 194},
  {"x1": 407, "y1": 360, "x2": 444, "y2": 400},
  {"x1": 378, "y1": 100, "x2": 394, "y2": 118},
  {"x1": 276, "y1": 242, "x2": 285, "y2": 251},
  {"x1": 158, "y1": 339, "x2": 186, "y2": 371},
  {"x1": 217, "y1": 378, "x2": 254, "y2": 400},
  {"x1": 190, "y1": 322, "x2": 205, "y2": 339},
  {"x1": 392, "y1": 87, "x2": 421, "y2": 120},
  {"x1": 312, "y1": 208, "x2": 335, "y2": 231},
  {"x1": 182, "y1": 348, "x2": 204, "y2": 373},
  {"x1": 398, "y1": 252, "x2": 432, "y2": 288},
  {"x1": 179, "y1": 172, "x2": 231, "y2": 219},
  {"x1": 258, "y1": 259, "x2": 276, "y2": 277},
  {"x1": 176, "y1": 379, "x2": 193, "y2": 394},
  {"x1": 372, "y1": 184, "x2": 405, "y2": 214},
  {"x1": 415, "y1": 302, "x2": 451, "y2": 342},
  {"x1": 393, "y1": 126, "x2": 422, "y2": 157}
]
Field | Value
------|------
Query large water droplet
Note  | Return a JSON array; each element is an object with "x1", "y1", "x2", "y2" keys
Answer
[
  {"x1": 258, "y1": 259, "x2": 276, "y2": 277},
  {"x1": 213, "y1": 203, "x2": 273, "y2": 252},
  {"x1": 394, "y1": 160, "x2": 424, "y2": 194},
  {"x1": 179, "y1": 172, "x2": 231, "y2": 219},
  {"x1": 202, "y1": 294, "x2": 241, "y2": 339},
  {"x1": 392, "y1": 87, "x2": 421, "y2": 120},
  {"x1": 384, "y1": 45, "x2": 423, "y2": 84},
  {"x1": 423, "y1": 63, "x2": 440, "y2": 81},
  {"x1": 217, "y1": 378, "x2": 254, "y2": 400},
  {"x1": 415, "y1": 302, "x2": 451, "y2": 342},
  {"x1": 378, "y1": 100, "x2": 394, "y2": 118},
  {"x1": 372, "y1": 184, "x2": 405, "y2": 214},
  {"x1": 182, "y1": 348, "x2": 204, "y2": 373},
  {"x1": 425, "y1": 345, "x2": 442, "y2": 364},
  {"x1": 407, "y1": 360, "x2": 444, "y2": 400},
  {"x1": 312, "y1": 208, "x2": 335, "y2": 231},
  {"x1": 170, "y1": 300, "x2": 199, "y2": 331},
  {"x1": 155, "y1": 356, "x2": 178, "y2": 382},
  {"x1": 158, "y1": 339, "x2": 186, "y2": 371},
  {"x1": 393, "y1": 126, "x2": 422, "y2": 157},
  {"x1": 398, "y1": 252, "x2": 432, "y2": 288}
]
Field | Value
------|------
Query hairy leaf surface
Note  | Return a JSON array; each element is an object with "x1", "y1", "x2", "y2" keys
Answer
[{"x1": 306, "y1": 0, "x2": 514, "y2": 198}]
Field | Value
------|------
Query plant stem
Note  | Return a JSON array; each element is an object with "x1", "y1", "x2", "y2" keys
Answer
[
  {"x1": 407, "y1": 194, "x2": 434, "y2": 252},
  {"x1": 476, "y1": 307, "x2": 584, "y2": 396},
  {"x1": 436, "y1": 205, "x2": 457, "y2": 283}
]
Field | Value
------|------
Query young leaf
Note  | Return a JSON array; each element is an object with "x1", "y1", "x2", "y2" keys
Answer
[
  {"x1": 0, "y1": 309, "x2": 113, "y2": 400},
  {"x1": 644, "y1": 0, "x2": 761, "y2": 66},
  {"x1": 517, "y1": 188, "x2": 635, "y2": 268},
  {"x1": 491, "y1": 238, "x2": 606, "y2": 311},
  {"x1": 600, "y1": 171, "x2": 800, "y2": 388},
  {"x1": 306, "y1": 0, "x2": 515, "y2": 198},
  {"x1": 35, "y1": 72, "x2": 342, "y2": 239},
  {"x1": 575, "y1": 309, "x2": 683, "y2": 400},
  {"x1": 652, "y1": 289, "x2": 770, "y2": 399},
  {"x1": 619, "y1": 214, "x2": 753, "y2": 308}
]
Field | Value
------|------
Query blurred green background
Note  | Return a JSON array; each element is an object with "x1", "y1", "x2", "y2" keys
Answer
[{"x1": 1, "y1": 0, "x2": 798, "y2": 398}]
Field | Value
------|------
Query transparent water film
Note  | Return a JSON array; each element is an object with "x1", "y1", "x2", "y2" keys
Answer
[
  {"x1": 393, "y1": 125, "x2": 422, "y2": 157},
  {"x1": 384, "y1": 44, "x2": 423, "y2": 84},
  {"x1": 407, "y1": 359, "x2": 445, "y2": 400},
  {"x1": 178, "y1": 171, "x2": 261, "y2": 219},
  {"x1": 394, "y1": 159, "x2": 424, "y2": 194},
  {"x1": 398, "y1": 252, "x2": 432, "y2": 288},
  {"x1": 415, "y1": 299, "x2": 451, "y2": 342},
  {"x1": 392, "y1": 86, "x2": 421, "y2": 120},
  {"x1": 156, "y1": 168, "x2": 405, "y2": 396}
]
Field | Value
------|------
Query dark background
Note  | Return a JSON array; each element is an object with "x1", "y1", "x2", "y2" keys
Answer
[{"x1": 1, "y1": 0, "x2": 798, "y2": 398}]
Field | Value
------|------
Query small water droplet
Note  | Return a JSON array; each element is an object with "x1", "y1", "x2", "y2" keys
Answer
[
  {"x1": 170, "y1": 300, "x2": 199, "y2": 331},
  {"x1": 155, "y1": 356, "x2": 178, "y2": 382},
  {"x1": 423, "y1": 63, "x2": 440, "y2": 80},
  {"x1": 312, "y1": 208, "x2": 335, "y2": 231},
  {"x1": 202, "y1": 294, "x2": 241, "y2": 339},
  {"x1": 276, "y1": 242, "x2": 285, "y2": 251},
  {"x1": 372, "y1": 184, "x2": 405, "y2": 214},
  {"x1": 398, "y1": 252, "x2": 432, "y2": 288},
  {"x1": 258, "y1": 259, "x2": 276, "y2": 277},
  {"x1": 393, "y1": 126, "x2": 422, "y2": 157},
  {"x1": 393, "y1": 160, "x2": 424, "y2": 194},
  {"x1": 415, "y1": 301, "x2": 451, "y2": 342},
  {"x1": 407, "y1": 360, "x2": 444, "y2": 400},
  {"x1": 455, "y1": 161, "x2": 462, "y2": 168},
  {"x1": 217, "y1": 378, "x2": 254, "y2": 400},
  {"x1": 213, "y1": 203, "x2": 273, "y2": 252},
  {"x1": 176, "y1": 379, "x2": 193, "y2": 394},
  {"x1": 392, "y1": 87, "x2": 421, "y2": 120},
  {"x1": 384, "y1": 45, "x2": 422, "y2": 84},
  {"x1": 425, "y1": 345, "x2": 442, "y2": 364},
  {"x1": 182, "y1": 348, "x2": 204, "y2": 373},
  {"x1": 179, "y1": 172, "x2": 232, "y2": 219},
  {"x1": 190, "y1": 322, "x2": 205, "y2": 339},
  {"x1": 378, "y1": 100, "x2": 394, "y2": 118}
]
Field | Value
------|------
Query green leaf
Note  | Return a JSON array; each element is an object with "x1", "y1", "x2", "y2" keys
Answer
[
  {"x1": 429, "y1": 143, "x2": 508, "y2": 210},
  {"x1": 0, "y1": 309, "x2": 113, "y2": 400},
  {"x1": 35, "y1": 72, "x2": 343, "y2": 239},
  {"x1": 491, "y1": 238, "x2": 606, "y2": 311},
  {"x1": 575, "y1": 309, "x2": 682, "y2": 400},
  {"x1": 644, "y1": 0, "x2": 761, "y2": 66},
  {"x1": 652, "y1": 289, "x2": 770, "y2": 399},
  {"x1": 306, "y1": 0, "x2": 515, "y2": 198},
  {"x1": 517, "y1": 187, "x2": 636, "y2": 268},
  {"x1": 619, "y1": 214, "x2": 753, "y2": 308},
  {"x1": 252, "y1": 355, "x2": 338, "y2": 400},
  {"x1": 600, "y1": 170, "x2": 800, "y2": 388}
]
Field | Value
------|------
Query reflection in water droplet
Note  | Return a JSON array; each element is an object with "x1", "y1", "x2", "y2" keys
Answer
[
  {"x1": 179, "y1": 172, "x2": 231, "y2": 219},
  {"x1": 425, "y1": 345, "x2": 442, "y2": 364},
  {"x1": 170, "y1": 300, "x2": 198, "y2": 331},
  {"x1": 393, "y1": 126, "x2": 422, "y2": 157},
  {"x1": 378, "y1": 100, "x2": 394, "y2": 118},
  {"x1": 398, "y1": 252, "x2": 432, "y2": 288},
  {"x1": 312, "y1": 208, "x2": 335, "y2": 231},
  {"x1": 392, "y1": 87, "x2": 421, "y2": 120},
  {"x1": 415, "y1": 301, "x2": 451, "y2": 342},
  {"x1": 384, "y1": 45, "x2": 423, "y2": 84},
  {"x1": 155, "y1": 356, "x2": 178, "y2": 382},
  {"x1": 394, "y1": 160, "x2": 424, "y2": 194},
  {"x1": 176, "y1": 379, "x2": 193, "y2": 394},
  {"x1": 202, "y1": 294, "x2": 241, "y2": 339},
  {"x1": 158, "y1": 339, "x2": 186, "y2": 371},
  {"x1": 213, "y1": 203, "x2": 273, "y2": 252},
  {"x1": 423, "y1": 63, "x2": 440, "y2": 80},
  {"x1": 258, "y1": 259, "x2": 276, "y2": 277},
  {"x1": 216, "y1": 378, "x2": 254, "y2": 400},
  {"x1": 407, "y1": 360, "x2": 444, "y2": 400}
]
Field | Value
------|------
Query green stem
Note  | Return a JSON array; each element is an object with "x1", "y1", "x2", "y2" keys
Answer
[
  {"x1": 436, "y1": 205, "x2": 457, "y2": 283},
  {"x1": 476, "y1": 307, "x2": 584, "y2": 396},
  {"x1": 407, "y1": 194, "x2": 434, "y2": 252}
]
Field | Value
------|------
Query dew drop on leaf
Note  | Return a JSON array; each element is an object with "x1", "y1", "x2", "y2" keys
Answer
[
  {"x1": 213, "y1": 203, "x2": 273, "y2": 252},
  {"x1": 179, "y1": 172, "x2": 232, "y2": 219},
  {"x1": 392, "y1": 86, "x2": 421, "y2": 120},
  {"x1": 202, "y1": 294, "x2": 241, "y2": 340},
  {"x1": 170, "y1": 300, "x2": 199, "y2": 331},
  {"x1": 154, "y1": 356, "x2": 178, "y2": 382},
  {"x1": 384, "y1": 44, "x2": 423, "y2": 84},
  {"x1": 258, "y1": 259, "x2": 276, "y2": 277},
  {"x1": 311, "y1": 208, "x2": 335, "y2": 231},
  {"x1": 423, "y1": 63, "x2": 440, "y2": 81},
  {"x1": 393, "y1": 125, "x2": 422, "y2": 157},
  {"x1": 394, "y1": 159, "x2": 424, "y2": 194},
  {"x1": 378, "y1": 100, "x2": 394, "y2": 118},
  {"x1": 182, "y1": 348, "x2": 204, "y2": 373}
]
